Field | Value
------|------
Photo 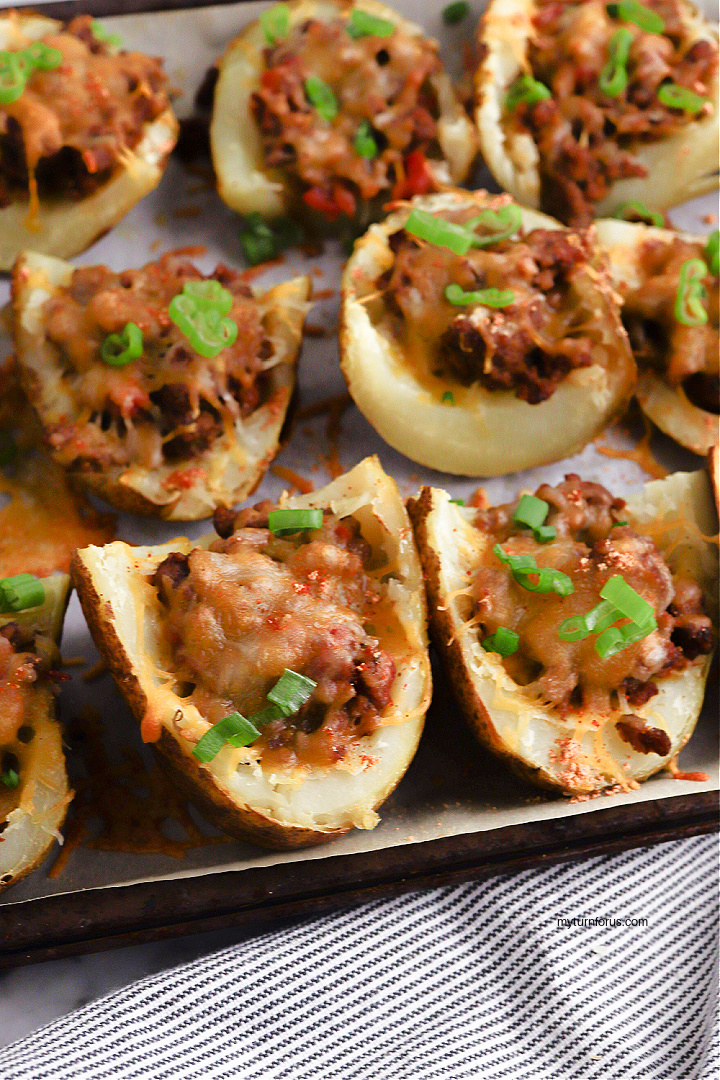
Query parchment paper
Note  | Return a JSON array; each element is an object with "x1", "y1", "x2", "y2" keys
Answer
[{"x1": 0, "y1": 0, "x2": 717, "y2": 909}]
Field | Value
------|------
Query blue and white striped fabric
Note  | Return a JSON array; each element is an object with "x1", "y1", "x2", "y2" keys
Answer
[{"x1": 0, "y1": 834, "x2": 716, "y2": 1079}]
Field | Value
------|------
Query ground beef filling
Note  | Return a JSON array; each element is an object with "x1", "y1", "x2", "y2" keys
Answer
[
  {"x1": 381, "y1": 214, "x2": 607, "y2": 403},
  {"x1": 472, "y1": 475, "x2": 712, "y2": 734},
  {"x1": 621, "y1": 237, "x2": 719, "y2": 414},
  {"x1": 0, "y1": 15, "x2": 169, "y2": 204},
  {"x1": 41, "y1": 254, "x2": 275, "y2": 473},
  {"x1": 0, "y1": 623, "x2": 61, "y2": 820},
  {"x1": 153, "y1": 510, "x2": 397, "y2": 772},
  {"x1": 510, "y1": 0, "x2": 718, "y2": 226},
  {"x1": 251, "y1": 17, "x2": 443, "y2": 218}
]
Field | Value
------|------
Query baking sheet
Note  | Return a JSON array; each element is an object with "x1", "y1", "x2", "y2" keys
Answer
[{"x1": 0, "y1": 0, "x2": 717, "y2": 913}]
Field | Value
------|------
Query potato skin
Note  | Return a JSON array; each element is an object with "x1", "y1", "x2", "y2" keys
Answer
[
  {"x1": 408, "y1": 474, "x2": 716, "y2": 795},
  {"x1": 72, "y1": 457, "x2": 431, "y2": 849}
]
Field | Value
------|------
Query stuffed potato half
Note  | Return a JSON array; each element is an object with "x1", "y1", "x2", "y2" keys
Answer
[
  {"x1": 595, "y1": 217, "x2": 718, "y2": 455},
  {"x1": 0, "y1": 573, "x2": 71, "y2": 890},
  {"x1": 0, "y1": 13, "x2": 178, "y2": 271},
  {"x1": 340, "y1": 190, "x2": 635, "y2": 476},
  {"x1": 210, "y1": 0, "x2": 477, "y2": 221},
  {"x1": 475, "y1": 0, "x2": 719, "y2": 226},
  {"x1": 12, "y1": 250, "x2": 311, "y2": 521},
  {"x1": 72, "y1": 456, "x2": 431, "y2": 849},
  {"x1": 408, "y1": 470, "x2": 716, "y2": 794}
]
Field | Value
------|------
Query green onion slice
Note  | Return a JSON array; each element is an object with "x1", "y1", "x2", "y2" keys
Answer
[
  {"x1": 267, "y1": 669, "x2": 317, "y2": 715},
  {"x1": 657, "y1": 82, "x2": 707, "y2": 112},
  {"x1": 192, "y1": 712, "x2": 261, "y2": 762},
  {"x1": 613, "y1": 200, "x2": 664, "y2": 228},
  {"x1": 674, "y1": 258, "x2": 708, "y2": 327},
  {"x1": 90, "y1": 21, "x2": 122, "y2": 46},
  {"x1": 0, "y1": 52, "x2": 29, "y2": 104},
  {"x1": 600, "y1": 575, "x2": 656, "y2": 631},
  {"x1": 405, "y1": 209, "x2": 478, "y2": 255},
  {"x1": 505, "y1": 74, "x2": 551, "y2": 110},
  {"x1": 705, "y1": 230, "x2": 719, "y2": 277},
  {"x1": 267, "y1": 508, "x2": 323, "y2": 536},
  {"x1": 599, "y1": 27, "x2": 634, "y2": 97},
  {"x1": 182, "y1": 279, "x2": 234, "y2": 316},
  {"x1": 0, "y1": 429, "x2": 16, "y2": 467},
  {"x1": 445, "y1": 283, "x2": 515, "y2": 308},
  {"x1": 24, "y1": 42, "x2": 62, "y2": 70},
  {"x1": 596, "y1": 620, "x2": 652, "y2": 659},
  {"x1": 442, "y1": 391, "x2": 455, "y2": 405},
  {"x1": 468, "y1": 204, "x2": 523, "y2": 247},
  {"x1": 533, "y1": 525, "x2": 557, "y2": 543},
  {"x1": 239, "y1": 213, "x2": 303, "y2": 266},
  {"x1": 482, "y1": 626, "x2": 519, "y2": 656},
  {"x1": 443, "y1": 2, "x2": 470, "y2": 24},
  {"x1": 305, "y1": 75, "x2": 338, "y2": 120},
  {"x1": 606, "y1": 1, "x2": 665, "y2": 33},
  {"x1": 354, "y1": 121, "x2": 378, "y2": 159},
  {"x1": 450, "y1": 498, "x2": 465, "y2": 505},
  {"x1": 558, "y1": 599, "x2": 620, "y2": 642},
  {"x1": 494, "y1": 545, "x2": 574, "y2": 596},
  {"x1": 100, "y1": 322, "x2": 143, "y2": 367},
  {"x1": 1, "y1": 768, "x2": 19, "y2": 789},
  {"x1": 513, "y1": 494, "x2": 549, "y2": 530},
  {"x1": 0, "y1": 574, "x2": 45, "y2": 612},
  {"x1": 260, "y1": 3, "x2": 291, "y2": 44},
  {"x1": 346, "y1": 10, "x2": 395, "y2": 38},
  {"x1": 611, "y1": 520, "x2": 629, "y2": 528}
]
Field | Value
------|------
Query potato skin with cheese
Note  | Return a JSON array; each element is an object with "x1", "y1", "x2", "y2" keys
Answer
[
  {"x1": 340, "y1": 190, "x2": 636, "y2": 476},
  {"x1": 474, "y1": 0, "x2": 719, "y2": 224},
  {"x1": 0, "y1": 573, "x2": 71, "y2": 891},
  {"x1": 0, "y1": 13, "x2": 178, "y2": 272},
  {"x1": 12, "y1": 251, "x2": 311, "y2": 521},
  {"x1": 408, "y1": 470, "x2": 716, "y2": 795},
  {"x1": 210, "y1": 0, "x2": 477, "y2": 223},
  {"x1": 71, "y1": 457, "x2": 432, "y2": 849}
]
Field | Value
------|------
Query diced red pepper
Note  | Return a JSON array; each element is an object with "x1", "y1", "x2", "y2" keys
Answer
[
  {"x1": 393, "y1": 149, "x2": 434, "y2": 199},
  {"x1": 302, "y1": 182, "x2": 356, "y2": 222}
]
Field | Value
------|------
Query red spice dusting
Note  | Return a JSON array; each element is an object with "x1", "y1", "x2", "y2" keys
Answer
[{"x1": 162, "y1": 467, "x2": 208, "y2": 491}]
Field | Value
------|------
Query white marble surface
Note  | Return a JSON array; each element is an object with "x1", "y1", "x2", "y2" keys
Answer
[{"x1": 0, "y1": 922, "x2": 289, "y2": 1048}]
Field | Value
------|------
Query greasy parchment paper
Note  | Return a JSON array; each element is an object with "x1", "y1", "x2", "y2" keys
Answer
[{"x1": 0, "y1": 0, "x2": 717, "y2": 909}]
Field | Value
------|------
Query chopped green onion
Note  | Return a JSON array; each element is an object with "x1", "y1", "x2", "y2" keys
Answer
[
  {"x1": 260, "y1": 3, "x2": 291, "y2": 44},
  {"x1": 239, "y1": 213, "x2": 303, "y2": 266},
  {"x1": 450, "y1": 498, "x2": 465, "y2": 505},
  {"x1": 182, "y1": 279, "x2": 233, "y2": 317},
  {"x1": 482, "y1": 626, "x2": 519, "y2": 656},
  {"x1": 304, "y1": 75, "x2": 338, "y2": 120},
  {"x1": 192, "y1": 712, "x2": 261, "y2": 762},
  {"x1": 0, "y1": 53, "x2": 26, "y2": 105},
  {"x1": 445, "y1": 283, "x2": 515, "y2": 308},
  {"x1": 559, "y1": 598, "x2": 620, "y2": 641},
  {"x1": 674, "y1": 258, "x2": 708, "y2": 327},
  {"x1": 705, "y1": 230, "x2": 719, "y2": 277},
  {"x1": 267, "y1": 669, "x2": 317, "y2": 715},
  {"x1": 611, "y1": 520, "x2": 628, "y2": 528},
  {"x1": 354, "y1": 121, "x2": 378, "y2": 159},
  {"x1": 513, "y1": 494, "x2": 549, "y2": 530},
  {"x1": 443, "y1": 2, "x2": 470, "y2": 24},
  {"x1": 90, "y1": 21, "x2": 122, "y2": 47},
  {"x1": 493, "y1": 545, "x2": 574, "y2": 596},
  {"x1": 1, "y1": 768, "x2": 19, "y2": 789},
  {"x1": 600, "y1": 575, "x2": 656, "y2": 631},
  {"x1": 505, "y1": 74, "x2": 551, "y2": 111},
  {"x1": 596, "y1": 620, "x2": 652, "y2": 658},
  {"x1": 533, "y1": 525, "x2": 557, "y2": 543},
  {"x1": 469, "y1": 204, "x2": 523, "y2": 247},
  {"x1": 405, "y1": 209, "x2": 478, "y2": 255},
  {"x1": 599, "y1": 27, "x2": 633, "y2": 97},
  {"x1": 24, "y1": 42, "x2": 62, "y2": 70},
  {"x1": 100, "y1": 322, "x2": 143, "y2": 367},
  {"x1": 0, "y1": 430, "x2": 16, "y2": 467},
  {"x1": 613, "y1": 201, "x2": 664, "y2": 228},
  {"x1": 268, "y1": 508, "x2": 323, "y2": 536},
  {"x1": 0, "y1": 574, "x2": 45, "y2": 613},
  {"x1": 246, "y1": 703, "x2": 285, "y2": 728},
  {"x1": 169, "y1": 289, "x2": 238, "y2": 358},
  {"x1": 606, "y1": 1, "x2": 664, "y2": 33},
  {"x1": 658, "y1": 82, "x2": 707, "y2": 112},
  {"x1": 442, "y1": 391, "x2": 455, "y2": 405},
  {"x1": 346, "y1": 10, "x2": 395, "y2": 38}
]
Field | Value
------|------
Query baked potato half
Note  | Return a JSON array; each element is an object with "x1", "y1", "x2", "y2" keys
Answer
[
  {"x1": 12, "y1": 250, "x2": 311, "y2": 520},
  {"x1": 72, "y1": 456, "x2": 432, "y2": 849},
  {"x1": 475, "y1": 0, "x2": 719, "y2": 226},
  {"x1": 408, "y1": 469, "x2": 717, "y2": 795},
  {"x1": 0, "y1": 13, "x2": 178, "y2": 271},
  {"x1": 210, "y1": 0, "x2": 477, "y2": 224},
  {"x1": 596, "y1": 218, "x2": 718, "y2": 455},
  {"x1": 0, "y1": 572, "x2": 71, "y2": 890},
  {"x1": 340, "y1": 190, "x2": 635, "y2": 476}
]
